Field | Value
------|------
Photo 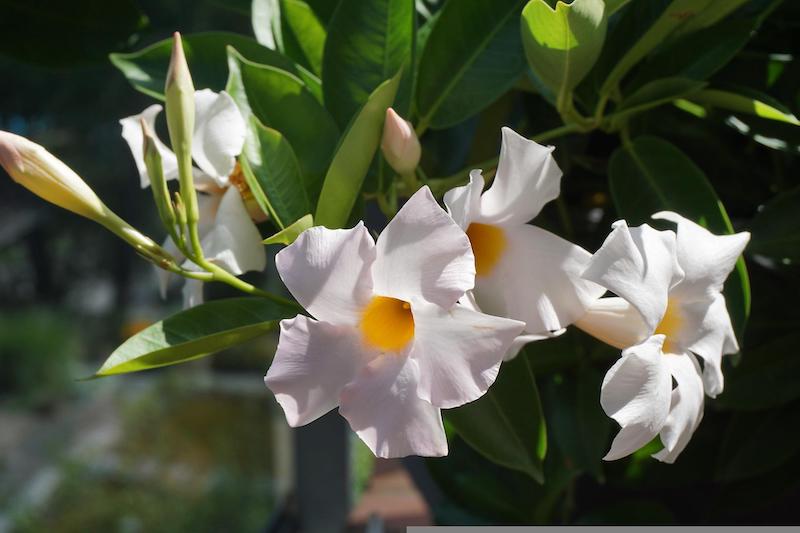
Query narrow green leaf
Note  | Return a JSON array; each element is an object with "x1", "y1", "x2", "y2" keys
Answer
[
  {"x1": 608, "y1": 136, "x2": 751, "y2": 340},
  {"x1": 446, "y1": 351, "x2": 547, "y2": 483},
  {"x1": 600, "y1": 0, "x2": 716, "y2": 95},
  {"x1": 688, "y1": 88, "x2": 800, "y2": 126},
  {"x1": 263, "y1": 214, "x2": 314, "y2": 245},
  {"x1": 670, "y1": 0, "x2": 750, "y2": 38},
  {"x1": 239, "y1": 117, "x2": 310, "y2": 228},
  {"x1": 718, "y1": 333, "x2": 800, "y2": 411},
  {"x1": 606, "y1": 0, "x2": 632, "y2": 15},
  {"x1": 110, "y1": 32, "x2": 318, "y2": 100},
  {"x1": 749, "y1": 186, "x2": 800, "y2": 263},
  {"x1": 281, "y1": 0, "x2": 327, "y2": 76},
  {"x1": 315, "y1": 71, "x2": 402, "y2": 229},
  {"x1": 612, "y1": 77, "x2": 707, "y2": 122},
  {"x1": 323, "y1": 0, "x2": 414, "y2": 129},
  {"x1": 226, "y1": 47, "x2": 339, "y2": 203},
  {"x1": 520, "y1": 0, "x2": 608, "y2": 102},
  {"x1": 94, "y1": 298, "x2": 296, "y2": 376},
  {"x1": 416, "y1": 0, "x2": 527, "y2": 129}
]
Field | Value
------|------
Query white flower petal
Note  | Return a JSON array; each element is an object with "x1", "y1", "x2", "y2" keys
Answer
[
  {"x1": 182, "y1": 278, "x2": 205, "y2": 309},
  {"x1": 265, "y1": 316, "x2": 373, "y2": 427},
  {"x1": 411, "y1": 303, "x2": 524, "y2": 408},
  {"x1": 443, "y1": 169, "x2": 485, "y2": 229},
  {"x1": 201, "y1": 187, "x2": 266, "y2": 275},
  {"x1": 275, "y1": 222, "x2": 376, "y2": 327},
  {"x1": 373, "y1": 186, "x2": 474, "y2": 308},
  {"x1": 473, "y1": 224, "x2": 606, "y2": 335},
  {"x1": 340, "y1": 355, "x2": 447, "y2": 458},
  {"x1": 192, "y1": 89, "x2": 246, "y2": 184},
  {"x1": 679, "y1": 293, "x2": 739, "y2": 397},
  {"x1": 653, "y1": 211, "x2": 750, "y2": 300},
  {"x1": 119, "y1": 104, "x2": 179, "y2": 188},
  {"x1": 601, "y1": 335, "x2": 672, "y2": 460},
  {"x1": 504, "y1": 331, "x2": 564, "y2": 361},
  {"x1": 477, "y1": 127, "x2": 561, "y2": 225},
  {"x1": 584, "y1": 221, "x2": 684, "y2": 333},
  {"x1": 574, "y1": 297, "x2": 650, "y2": 350},
  {"x1": 653, "y1": 352, "x2": 705, "y2": 463},
  {"x1": 155, "y1": 235, "x2": 184, "y2": 299}
]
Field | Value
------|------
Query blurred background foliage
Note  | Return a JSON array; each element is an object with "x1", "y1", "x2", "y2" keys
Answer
[{"x1": 1, "y1": 0, "x2": 799, "y2": 529}]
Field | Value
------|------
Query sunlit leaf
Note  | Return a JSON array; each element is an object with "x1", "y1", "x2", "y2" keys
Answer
[{"x1": 263, "y1": 214, "x2": 314, "y2": 245}]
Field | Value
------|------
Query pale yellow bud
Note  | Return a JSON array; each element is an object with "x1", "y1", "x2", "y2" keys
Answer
[
  {"x1": 380, "y1": 108, "x2": 421, "y2": 176},
  {"x1": 0, "y1": 130, "x2": 107, "y2": 221}
]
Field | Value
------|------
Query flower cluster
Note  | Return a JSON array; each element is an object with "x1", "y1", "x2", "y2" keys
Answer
[{"x1": 265, "y1": 126, "x2": 748, "y2": 461}]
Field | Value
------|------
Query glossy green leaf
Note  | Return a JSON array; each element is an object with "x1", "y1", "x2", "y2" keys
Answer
[
  {"x1": 718, "y1": 333, "x2": 800, "y2": 411},
  {"x1": 520, "y1": 0, "x2": 608, "y2": 102},
  {"x1": 606, "y1": 0, "x2": 633, "y2": 15},
  {"x1": 94, "y1": 298, "x2": 296, "y2": 376},
  {"x1": 608, "y1": 136, "x2": 751, "y2": 340},
  {"x1": 749, "y1": 186, "x2": 800, "y2": 263},
  {"x1": 612, "y1": 77, "x2": 707, "y2": 122},
  {"x1": 323, "y1": 0, "x2": 414, "y2": 128},
  {"x1": 715, "y1": 405, "x2": 800, "y2": 482},
  {"x1": 315, "y1": 71, "x2": 402, "y2": 229},
  {"x1": 671, "y1": 0, "x2": 750, "y2": 38},
  {"x1": 416, "y1": 0, "x2": 527, "y2": 130},
  {"x1": 110, "y1": 32, "x2": 319, "y2": 100},
  {"x1": 688, "y1": 88, "x2": 800, "y2": 126},
  {"x1": 239, "y1": 117, "x2": 310, "y2": 228},
  {"x1": 281, "y1": 0, "x2": 327, "y2": 76},
  {"x1": 226, "y1": 47, "x2": 339, "y2": 203},
  {"x1": 446, "y1": 351, "x2": 547, "y2": 483},
  {"x1": 600, "y1": 0, "x2": 716, "y2": 94},
  {"x1": 263, "y1": 214, "x2": 314, "y2": 245}
]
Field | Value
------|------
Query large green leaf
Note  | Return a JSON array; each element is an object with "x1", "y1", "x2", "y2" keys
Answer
[
  {"x1": 749, "y1": 186, "x2": 800, "y2": 262},
  {"x1": 239, "y1": 117, "x2": 310, "y2": 228},
  {"x1": 416, "y1": 0, "x2": 527, "y2": 130},
  {"x1": 322, "y1": 0, "x2": 414, "y2": 128},
  {"x1": 94, "y1": 298, "x2": 296, "y2": 376},
  {"x1": 670, "y1": 0, "x2": 750, "y2": 38},
  {"x1": 446, "y1": 351, "x2": 547, "y2": 483},
  {"x1": 226, "y1": 47, "x2": 339, "y2": 203},
  {"x1": 110, "y1": 32, "x2": 319, "y2": 100},
  {"x1": 1, "y1": 0, "x2": 146, "y2": 66},
  {"x1": 608, "y1": 136, "x2": 751, "y2": 340},
  {"x1": 717, "y1": 333, "x2": 800, "y2": 412},
  {"x1": 600, "y1": 0, "x2": 716, "y2": 94},
  {"x1": 281, "y1": 0, "x2": 327, "y2": 76},
  {"x1": 520, "y1": 0, "x2": 607, "y2": 104},
  {"x1": 315, "y1": 71, "x2": 402, "y2": 229},
  {"x1": 687, "y1": 88, "x2": 800, "y2": 126}
]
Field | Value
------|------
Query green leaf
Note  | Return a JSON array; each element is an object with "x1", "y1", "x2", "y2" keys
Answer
[
  {"x1": 1, "y1": 0, "x2": 146, "y2": 66},
  {"x1": 94, "y1": 298, "x2": 296, "y2": 376},
  {"x1": 612, "y1": 77, "x2": 707, "y2": 122},
  {"x1": 606, "y1": 0, "x2": 633, "y2": 16},
  {"x1": 323, "y1": 0, "x2": 414, "y2": 129},
  {"x1": 687, "y1": 88, "x2": 800, "y2": 126},
  {"x1": 226, "y1": 47, "x2": 339, "y2": 203},
  {"x1": 717, "y1": 333, "x2": 800, "y2": 411},
  {"x1": 749, "y1": 186, "x2": 800, "y2": 262},
  {"x1": 600, "y1": 0, "x2": 717, "y2": 95},
  {"x1": 416, "y1": 0, "x2": 527, "y2": 130},
  {"x1": 608, "y1": 136, "x2": 751, "y2": 340},
  {"x1": 520, "y1": 0, "x2": 608, "y2": 103},
  {"x1": 670, "y1": 0, "x2": 750, "y2": 38},
  {"x1": 263, "y1": 214, "x2": 314, "y2": 245},
  {"x1": 239, "y1": 117, "x2": 310, "y2": 228},
  {"x1": 315, "y1": 71, "x2": 402, "y2": 229},
  {"x1": 446, "y1": 351, "x2": 547, "y2": 483},
  {"x1": 110, "y1": 32, "x2": 319, "y2": 100},
  {"x1": 281, "y1": 0, "x2": 327, "y2": 76},
  {"x1": 715, "y1": 405, "x2": 800, "y2": 482}
]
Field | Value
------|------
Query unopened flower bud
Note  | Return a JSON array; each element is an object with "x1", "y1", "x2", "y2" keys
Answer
[
  {"x1": 380, "y1": 108, "x2": 421, "y2": 176},
  {"x1": 141, "y1": 119, "x2": 177, "y2": 229},
  {"x1": 0, "y1": 130, "x2": 178, "y2": 269}
]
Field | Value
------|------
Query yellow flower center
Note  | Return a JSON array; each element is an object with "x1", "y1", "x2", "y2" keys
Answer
[
  {"x1": 466, "y1": 223, "x2": 507, "y2": 277},
  {"x1": 654, "y1": 298, "x2": 684, "y2": 354},
  {"x1": 228, "y1": 162, "x2": 268, "y2": 223},
  {"x1": 359, "y1": 296, "x2": 415, "y2": 352}
]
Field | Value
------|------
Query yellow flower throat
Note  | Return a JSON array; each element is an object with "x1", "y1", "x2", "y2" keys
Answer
[
  {"x1": 359, "y1": 296, "x2": 415, "y2": 352},
  {"x1": 466, "y1": 223, "x2": 507, "y2": 276}
]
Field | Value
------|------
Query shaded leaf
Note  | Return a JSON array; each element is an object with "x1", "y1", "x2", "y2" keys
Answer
[
  {"x1": 613, "y1": 77, "x2": 707, "y2": 122},
  {"x1": 749, "y1": 186, "x2": 800, "y2": 262}
]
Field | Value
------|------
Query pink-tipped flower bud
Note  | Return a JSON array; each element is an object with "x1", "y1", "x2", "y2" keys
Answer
[{"x1": 380, "y1": 108, "x2": 421, "y2": 176}]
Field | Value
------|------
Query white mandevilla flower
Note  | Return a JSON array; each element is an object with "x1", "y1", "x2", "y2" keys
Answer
[
  {"x1": 443, "y1": 127, "x2": 605, "y2": 357},
  {"x1": 265, "y1": 187, "x2": 525, "y2": 458},
  {"x1": 575, "y1": 213, "x2": 750, "y2": 462},
  {"x1": 120, "y1": 89, "x2": 266, "y2": 307}
]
